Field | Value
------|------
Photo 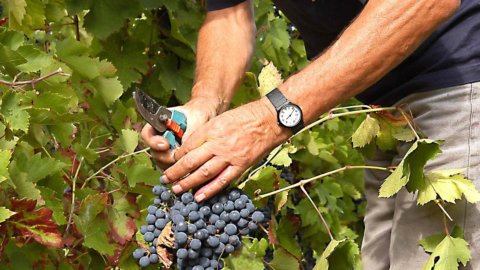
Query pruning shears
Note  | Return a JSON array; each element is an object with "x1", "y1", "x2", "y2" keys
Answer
[{"x1": 133, "y1": 89, "x2": 187, "y2": 150}]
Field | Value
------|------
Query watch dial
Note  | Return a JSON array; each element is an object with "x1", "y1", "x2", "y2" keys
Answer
[{"x1": 278, "y1": 104, "x2": 302, "y2": 127}]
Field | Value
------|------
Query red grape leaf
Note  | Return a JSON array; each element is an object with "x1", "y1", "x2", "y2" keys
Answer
[{"x1": 10, "y1": 198, "x2": 63, "y2": 248}]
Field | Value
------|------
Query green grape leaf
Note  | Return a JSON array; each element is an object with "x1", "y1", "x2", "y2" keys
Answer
[
  {"x1": 9, "y1": 0, "x2": 27, "y2": 25},
  {"x1": 351, "y1": 115, "x2": 380, "y2": 148},
  {"x1": 10, "y1": 172, "x2": 42, "y2": 200},
  {"x1": 62, "y1": 56, "x2": 100, "y2": 79},
  {"x1": 420, "y1": 235, "x2": 471, "y2": 270},
  {"x1": 393, "y1": 127, "x2": 416, "y2": 142},
  {"x1": 0, "y1": 150, "x2": 12, "y2": 183},
  {"x1": 258, "y1": 62, "x2": 283, "y2": 96},
  {"x1": 379, "y1": 139, "x2": 441, "y2": 198},
  {"x1": 83, "y1": 0, "x2": 142, "y2": 39},
  {"x1": 16, "y1": 45, "x2": 53, "y2": 73},
  {"x1": 92, "y1": 76, "x2": 124, "y2": 107},
  {"x1": 83, "y1": 217, "x2": 115, "y2": 255},
  {"x1": 417, "y1": 169, "x2": 480, "y2": 205},
  {"x1": 269, "y1": 248, "x2": 300, "y2": 270},
  {"x1": 118, "y1": 129, "x2": 139, "y2": 154},
  {"x1": 0, "y1": 92, "x2": 30, "y2": 132},
  {"x1": 328, "y1": 239, "x2": 361, "y2": 270},
  {"x1": 124, "y1": 163, "x2": 161, "y2": 187},
  {"x1": 225, "y1": 238, "x2": 268, "y2": 270},
  {"x1": 0, "y1": 207, "x2": 16, "y2": 224},
  {"x1": 10, "y1": 198, "x2": 63, "y2": 247},
  {"x1": 38, "y1": 187, "x2": 67, "y2": 225},
  {"x1": 313, "y1": 239, "x2": 346, "y2": 270}
]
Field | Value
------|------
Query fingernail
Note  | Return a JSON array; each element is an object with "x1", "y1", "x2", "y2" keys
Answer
[
  {"x1": 157, "y1": 143, "x2": 165, "y2": 149},
  {"x1": 160, "y1": 175, "x2": 169, "y2": 184},
  {"x1": 172, "y1": 184, "x2": 183, "y2": 194},
  {"x1": 195, "y1": 193, "x2": 206, "y2": 202}
]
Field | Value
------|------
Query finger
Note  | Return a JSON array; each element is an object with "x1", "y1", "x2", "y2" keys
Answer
[
  {"x1": 141, "y1": 124, "x2": 170, "y2": 151},
  {"x1": 194, "y1": 166, "x2": 242, "y2": 202},
  {"x1": 162, "y1": 144, "x2": 214, "y2": 184},
  {"x1": 174, "y1": 126, "x2": 209, "y2": 161},
  {"x1": 171, "y1": 157, "x2": 228, "y2": 194},
  {"x1": 150, "y1": 149, "x2": 177, "y2": 169}
]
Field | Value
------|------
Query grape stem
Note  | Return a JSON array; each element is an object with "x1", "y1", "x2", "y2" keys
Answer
[
  {"x1": 257, "y1": 165, "x2": 392, "y2": 199},
  {"x1": 300, "y1": 185, "x2": 334, "y2": 242},
  {"x1": 398, "y1": 108, "x2": 420, "y2": 141}
]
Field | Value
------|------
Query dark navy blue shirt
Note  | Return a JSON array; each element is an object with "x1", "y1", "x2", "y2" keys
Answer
[{"x1": 208, "y1": 0, "x2": 480, "y2": 106}]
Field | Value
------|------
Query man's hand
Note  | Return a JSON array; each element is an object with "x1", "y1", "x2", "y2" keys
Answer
[
  {"x1": 141, "y1": 97, "x2": 218, "y2": 169},
  {"x1": 161, "y1": 98, "x2": 290, "y2": 202}
]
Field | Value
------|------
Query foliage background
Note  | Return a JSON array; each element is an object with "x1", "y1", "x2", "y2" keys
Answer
[{"x1": 0, "y1": 0, "x2": 366, "y2": 269}]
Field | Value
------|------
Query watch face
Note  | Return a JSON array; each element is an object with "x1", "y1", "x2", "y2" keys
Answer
[{"x1": 278, "y1": 104, "x2": 302, "y2": 127}]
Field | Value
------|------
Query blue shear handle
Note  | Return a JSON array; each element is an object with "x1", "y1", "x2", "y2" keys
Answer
[{"x1": 164, "y1": 109, "x2": 187, "y2": 150}]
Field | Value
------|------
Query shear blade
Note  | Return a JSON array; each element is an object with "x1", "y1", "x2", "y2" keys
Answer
[{"x1": 133, "y1": 89, "x2": 171, "y2": 133}]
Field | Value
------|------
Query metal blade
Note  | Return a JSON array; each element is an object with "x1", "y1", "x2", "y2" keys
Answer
[{"x1": 133, "y1": 89, "x2": 171, "y2": 133}]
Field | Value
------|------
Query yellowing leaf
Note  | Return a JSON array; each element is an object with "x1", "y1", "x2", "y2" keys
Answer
[
  {"x1": 351, "y1": 115, "x2": 379, "y2": 148},
  {"x1": 421, "y1": 235, "x2": 471, "y2": 270},
  {"x1": 314, "y1": 239, "x2": 345, "y2": 270},
  {"x1": 418, "y1": 169, "x2": 480, "y2": 205},
  {"x1": 269, "y1": 144, "x2": 297, "y2": 167},
  {"x1": 258, "y1": 62, "x2": 283, "y2": 96},
  {"x1": 0, "y1": 207, "x2": 16, "y2": 223},
  {"x1": 9, "y1": 0, "x2": 27, "y2": 25},
  {"x1": 0, "y1": 150, "x2": 12, "y2": 183}
]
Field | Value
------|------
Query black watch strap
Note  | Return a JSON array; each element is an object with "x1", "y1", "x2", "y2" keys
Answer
[{"x1": 266, "y1": 89, "x2": 288, "y2": 110}]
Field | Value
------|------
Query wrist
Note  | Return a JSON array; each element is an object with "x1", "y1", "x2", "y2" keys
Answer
[
  {"x1": 190, "y1": 83, "x2": 230, "y2": 115},
  {"x1": 257, "y1": 97, "x2": 291, "y2": 143}
]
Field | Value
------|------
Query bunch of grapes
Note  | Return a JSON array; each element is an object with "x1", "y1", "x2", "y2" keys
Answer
[{"x1": 133, "y1": 185, "x2": 266, "y2": 270}]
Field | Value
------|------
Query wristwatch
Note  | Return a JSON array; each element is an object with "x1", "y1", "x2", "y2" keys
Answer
[{"x1": 266, "y1": 88, "x2": 304, "y2": 134}]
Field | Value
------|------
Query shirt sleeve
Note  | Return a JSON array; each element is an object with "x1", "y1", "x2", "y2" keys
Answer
[{"x1": 207, "y1": 0, "x2": 246, "y2": 11}]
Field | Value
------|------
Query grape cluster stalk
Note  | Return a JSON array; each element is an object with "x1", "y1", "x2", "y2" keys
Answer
[{"x1": 133, "y1": 185, "x2": 266, "y2": 270}]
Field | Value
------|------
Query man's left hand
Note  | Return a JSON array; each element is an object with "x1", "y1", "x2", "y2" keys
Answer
[{"x1": 161, "y1": 97, "x2": 289, "y2": 202}]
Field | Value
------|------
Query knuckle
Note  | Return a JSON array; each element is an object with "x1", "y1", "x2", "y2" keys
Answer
[
  {"x1": 182, "y1": 155, "x2": 196, "y2": 170},
  {"x1": 217, "y1": 176, "x2": 229, "y2": 187},
  {"x1": 200, "y1": 165, "x2": 210, "y2": 178}
]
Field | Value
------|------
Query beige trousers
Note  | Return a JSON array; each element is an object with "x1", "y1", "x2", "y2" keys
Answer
[{"x1": 361, "y1": 82, "x2": 480, "y2": 270}]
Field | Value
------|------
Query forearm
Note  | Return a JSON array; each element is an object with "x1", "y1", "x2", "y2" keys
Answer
[
  {"x1": 191, "y1": 1, "x2": 256, "y2": 114},
  {"x1": 270, "y1": 0, "x2": 459, "y2": 126}
]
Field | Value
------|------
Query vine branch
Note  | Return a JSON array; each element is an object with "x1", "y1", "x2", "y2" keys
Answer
[
  {"x1": 300, "y1": 185, "x2": 334, "y2": 241},
  {"x1": 258, "y1": 165, "x2": 392, "y2": 199},
  {"x1": 0, "y1": 68, "x2": 68, "y2": 88}
]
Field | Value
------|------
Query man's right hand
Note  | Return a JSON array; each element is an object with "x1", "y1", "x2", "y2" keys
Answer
[{"x1": 140, "y1": 97, "x2": 219, "y2": 169}]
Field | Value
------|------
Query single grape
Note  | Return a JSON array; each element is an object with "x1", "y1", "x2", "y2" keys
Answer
[
  {"x1": 155, "y1": 209, "x2": 166, "y2": 218},
  {"x1": 147, "y1": 225, "x2": 155, "y2": 232},
  {"x1": 161, "y1": 191, "x2": 171, "y2": 201},
  {"x1": 140, "y1": 225, "x2": 147, "y2": 234},
  {"x1": 209, "y1": 214, "x2": 219, "y2": 224},
  {"x1": 224, "y1": 224, "x2": 237, "y2": 235},
  {"x1": 248, "y1": 221, "x2": 258, "y2": 230},
  {"x1": 229, "y1": 235, "x2": 240, "y2": 245},
  {"x1": 182, "y1": 192, "x2": 194, "y2": 204},
  {"x1": 155, "y1": 218, "x2": 167, "y2": 229},
  {"x1": 144, "y1": 232, "x2": 155, "y2": 242},
  {"x1": 225, "y1": 244, "x2": 235, "y2": 254},
  {"x1": 200, "y1": 206, "x2": 211, "y2": 216},
  {"x1": 190, "y1": 239, "x2": 202, "y2": 250},
  {"x1": 133, "y1": 248, "x2": 145, "y2": 259},
  {"x1": 218, "y1": 195, "x2": 229, "y2": 204},
  {"x1": 219, "y1": 212, "x2": 230, "y2": 223},
  {"x1": 149, "y1": 246, "x2": 157, "y2": 254},
  {"x1": 215, "y1": 220, "x2": 226, "y2": 230},
  {"x1": 189, "y1": 211, "x2": 200, "y2": 222},
  {"x1": 234, "y1": 199, "x2": 246, "y2": 210},
  {"x1": 224, "y1": 201, "x2": 235, "y2": 211},
  {"x1": 177, "y1": 221, "x2": 188, "y2": 232},
  {"x1": 176, "y1": 232, "x2": 188, "y2": 245},
  {"x1": 229, "y1": 189, "x2": 241, "y2": 201},
  {"x1": 146, "y1": 214, "x2": 156, "y2": 224},
  {"x1": 239, "y1": 228, "x2": 250, "y2": 236},
  {"x1": 139, "y1": 256, "x2": 150, "y2": 267},
  {"x1": 188, "y1": 249, "x2": 199, "y2": 259},
  {"x1": 199, "y1": 256, "x2": 210, "y2": 267},
  {"x1": 240, "y1": 208, "x2": 250, "y2": 218},
  {"x1": 173, "y1": 214, "x2": 185, "y2": 224},
  {"x1": 240, "y1": 194, "x2": 249, "y2": 202},
  {"x1": 214, "y1": 242, "x2": 225, "y2": 254},
  {"x1": 237, "y1": 218, "x2": 248, "y2": 228},
  {"x1": 229, "y1": 211, "x2": 240, "y2": 222},
  {"x1": 210, "y1": 259, "x2": 219, "y2": 268},
  {"x1": 195, "y1": 219, "x2": 206, "y2": 229},
  {"x1": 192, "y1": 266, "x2": 204, "y2": 270},
  {"x1": 188, "y1": 224, "x2": 198, "y2": 234},
  {"x1": 180, "y1": 207, "x2": 190, "y2": 217},
  {"x1": 147, "y1": 205, "x2": 158, "y2": 214},
  {"x1": 206, "y1": 225, "x2": 216, "y2": 235},
  {"x1": 219, "y1": 233, "x2": 229, "y2": 244},
  {"x1": 152, "y1": 185, "x2": 163, "y2": 195},
  {"x1": 194, "y1": 230, "x2": 207, "y2": 240},
  {"x1": 246, "y1": 203, "x2": 255, "y2": 213},
  {"x1": 252, "y1": 211, "x2": 265, "y2": 223},
  {"x1": 154, "y1": 228, "x2": 161, "y2": 237},
  {"x1": 153, "y1": 198, "x2": 161, "y2": 205},
  {"x1": 149, "y1": 254, "x2": 159, "y2": 263},
  {"x1": 200, "y1": 248, "x2": 213, "y2": 257},
  {"x1": 207, "y1": 236, "x2": 220, "y2": 247},
  {"x1": 177, "y1": 248, "x2": 188, "y2": 259},
  {"x1": 212, "y1": 203, "x2": 223, "y2": 214}
]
